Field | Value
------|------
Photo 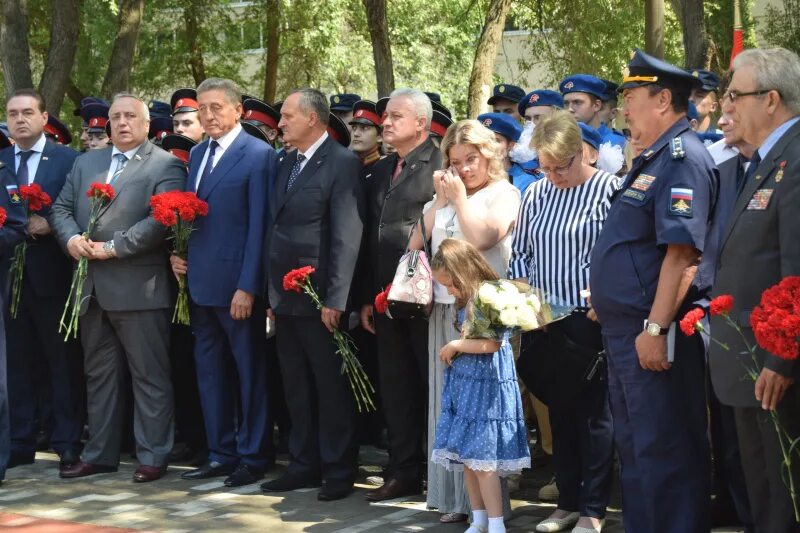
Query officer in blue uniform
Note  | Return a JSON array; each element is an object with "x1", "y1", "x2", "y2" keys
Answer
[
  {"x1": 517, "y1": 89, "x2": 564, "y2": 125},
  {"x1": 477, "y1": 112, "x2": 540, "y2": 194},
  {"x1": 688, "y1": 69, "x2": 721, "y2": 133},
  {"x1": 487, "y1": 83, "x2": 526, "y2": 121},
  {"x1": 589, "y1": 49, "x2": 717, "y2": 533},
  {"x1": 560, "y1": 74, "x2": 626, "y2": 149}
]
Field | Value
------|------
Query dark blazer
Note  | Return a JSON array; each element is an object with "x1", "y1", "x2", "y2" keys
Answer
[
  {"x1": 709, "y1": 120, "x2": 800, "y2": 406},
  {"x1": 186, "y1": 128, "x2": 275, "y2": 307},
  {"x1": 51, "y1": 141, "x2": 187, "y2": 312},
  {"x1": 266, "y1": 135, "x2": 364, "y2": 316},
  {"x1": 0, "y1": 160, "x2": 29, "y2": 257},
  {"x1": 359, "y1": 137, "x2": 440, "y2": 304},
  {"x1": 0, "y1": 141, "x2": 78, "y2": 298}
]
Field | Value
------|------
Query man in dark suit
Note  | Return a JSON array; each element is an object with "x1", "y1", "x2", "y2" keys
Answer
[
  {"x1": 1, "y1": 89, "x2": 83, "y2": 474},
  {"x1": 0, "y1": 139, "x2": 31, "y2": 484},
  {"x1": 261, "y1": 88, "x2": 364, "y2": 501},
  {"x1": 171, "y1": 78, "x2": 275, "y2": 487},
  {"x1": 710, "y1": 47, "x2": 800, "y2": 532},
  {"x1": 51, "y1": 93, "x2": 186, "y2": 483},
  {"x1": 359, "y1": 89, "x2": 439, "y2": 501}
]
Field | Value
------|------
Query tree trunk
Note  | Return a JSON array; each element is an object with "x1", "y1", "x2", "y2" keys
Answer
[
  {"x1": 185, "y1": 1, "x2": 206, "y2": 85},
  {"x1": 645, "y1": 0, "x2": 665, "y2": 59},
  {"x1": 363, "y1": 0, "x2": 395, "y2": 97},
  {"x1": 101, "y1": 0, "x2": 145, "y2": 98},
  {"x1": 66, "y1": 78, "x2": 86, "y2": 112},
  {"x1": 671, "y1": 0, "x2": 707, "y2": 68},
  {"x1": 263, "y1": 0, "x2": 280, "y2": 102},
  {"x1": 38, "y1": 0, "x2": 82, "y2": 115},
  {"x1": 0, "y1": 0, "x2": 34, "y2": 96},
  {"x1": 466, "y1": 0, "x2": 513, "y2": 118}
]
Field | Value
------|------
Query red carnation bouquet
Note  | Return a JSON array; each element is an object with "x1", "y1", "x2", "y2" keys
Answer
[
  {"x1": 374, "y1": 284, "x2": 391, "y2": 315},
  {"x1": 9, "y1": 184, "x2": 52, "y2": 318},
  {"x1": 0, "y1": 207, "x2": 6, "y2": 227},
  {"x1": 150, "y1": 191, "x2": 209, "y2": 325},
  {"x1": 681, "y1": 279, "x2": 800, "y2": 520},
  {"x1": 60, "y1": 183, "x2": 115, "y2": 339},
  {"x1": 284, "y1": 266, "x2": 376, "y2": 412}
]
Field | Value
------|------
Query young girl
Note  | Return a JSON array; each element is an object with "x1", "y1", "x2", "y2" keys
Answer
[{"x1": 429, "y1": 238, "x2": 531, "y2": 533}]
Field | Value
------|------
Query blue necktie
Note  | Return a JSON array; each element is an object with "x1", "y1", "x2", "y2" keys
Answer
[
  {"x1": 109, "y1": 153, "x2": 128, "y2": 185},
  {"x1": 286, "y1": 153, "x2": 306, "y2": 191},
  {"x1": 16, "y1": 150, "x2": 34, "y2": 185},
  {"x1": 195, "y1": 140, "x2": 218, "y2": 192}
]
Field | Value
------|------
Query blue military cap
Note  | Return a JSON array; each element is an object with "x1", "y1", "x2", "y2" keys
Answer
[
  {"x1": 82, "y1": 102, "x2": 110, "y2": 134},
  {"x1": 44, "y1": 115, "x2": 73, "y2": 145},
  {"x1": 330, "y1": 93, "x2": 361, "y2": 112},
  {"x1": 687, "y1": 101, "x2": 699, "y2": 121},
  {"x1": 477, "y1": 112, "x2": 523, "y2": 143},
  {"x1": 149, "y1": 117, "x2": 174, "y2": 143},
  {"x1": 487, "y1": 84, "x2": 526, "y2": 105},
  {"x1": 517, "y1": 90, "x2": 564, "y2": 116},
  {"x1": 621, "y1": 48, "x2": 703, "y2": 92},
  {"x1": 559, "y1": 74, "x2": 607, "y2": 100},
  {"x1": 578, "y1": 122, "x2": 602, "y2": 150},
  {"x1": 601, "y1": 79, "x2": 620, "y2": 101},
  {"x1": 148, "y1": 100, "x2": 172, "y2": 119},
  {"x1": 688, "y1": 69, "x2": 720, "y2": 92},
  {"x1": 73, "y1": 97, "x2": 109, "y2": 118}
]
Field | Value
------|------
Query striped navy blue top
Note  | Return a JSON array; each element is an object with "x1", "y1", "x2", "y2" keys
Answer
[{"x1": 508, "y1": 169, "x2": 621, "y2": 307}]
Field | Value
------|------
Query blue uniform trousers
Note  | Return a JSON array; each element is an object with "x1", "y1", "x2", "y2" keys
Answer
[
  {"x1": 191, "y1": 304, "x2": 272, "y2": 469},
  {"x1": 603, "y1": 329, "x2": 710, "y2": 533}
]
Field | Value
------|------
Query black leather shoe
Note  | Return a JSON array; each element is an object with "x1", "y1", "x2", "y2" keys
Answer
[
  {"x1": 318, "y1": 481, "x2": 354, "y2": 501},
  {"x1": 8, "y1": 451, "x2": 35, "y2": 468},
  {"x1": 223, "y1": 464, "x2": 264, "y2": 487},
  {"x1": 59, "y1": 450, "x2": 80, "y2": 470},
  {"x1": 365, "y1": 477, "x2": 422, "y2": 502},
  {"x1": 260, "y1": 473, "x2": 321, "y2": 493},
  {"x1": 180, "y1": 461, "x2": 236, "y2": 480}
]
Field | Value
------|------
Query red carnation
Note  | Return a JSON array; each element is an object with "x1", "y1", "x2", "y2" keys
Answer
[
  {"x1": 710, "y1": 295, "x2": 734, "y2": 316},
  {"x1": 751, "y1": 276, "x2": 800, "y2": 360},
  {"x1": 86, "y1": 182, "x2": 115, "y2": 202},
  {"x1": 680, "y1": 308, "x2": 705, "y2": 336},
  {"x1": 0, "y1": 207, "x2": 6, "y2": 228},
  {"x1": 374, "y1": 284, "x2": 391, "y2": 314},
  {"x1": 19, "y1": 184, "x2": 52, "y2": 213},
  {"x1": 283, "y1": 266, "x2": 315, "y2": 293}
]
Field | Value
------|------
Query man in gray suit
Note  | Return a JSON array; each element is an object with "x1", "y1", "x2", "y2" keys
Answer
[
  {"x1": 51, "y1": 94, "x2": 187, "y2": 483},
  {"x1": 710, "y1": 48, "x2": 800, "y2": 532}
]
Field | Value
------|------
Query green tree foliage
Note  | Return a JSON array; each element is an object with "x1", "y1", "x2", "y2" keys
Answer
[{"x1": 761, "y1": 0, "x2": 800, "y2": 54}]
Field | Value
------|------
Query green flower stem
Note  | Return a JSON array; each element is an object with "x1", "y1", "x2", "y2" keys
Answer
[{"x1": 8, "y1": 241, "x2": 27, "y2": 319}]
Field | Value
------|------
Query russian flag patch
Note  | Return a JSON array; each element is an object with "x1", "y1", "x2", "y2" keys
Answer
[{"x1": 669, "y1": 187, "x2": 693, "y2": 217}]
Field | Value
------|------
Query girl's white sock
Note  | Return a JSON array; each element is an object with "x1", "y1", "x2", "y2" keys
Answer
[
  {"x1": 487, "y1": 516, "x2": 506, "y2": 533},
  {"x1": 466, "y1": 509, "x2": 488, "y2": 531}
]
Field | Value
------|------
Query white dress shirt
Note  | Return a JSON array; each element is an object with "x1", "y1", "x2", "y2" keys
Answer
[
  {"x1": 296, "y1": 131, "x2": 329, "y2": 172},
  {"x1": 194, "y1": 123, "x2": 242, "y2": 190},
  {"x1": 15, "y1": 134, "x2": 47, "y2": 185}
]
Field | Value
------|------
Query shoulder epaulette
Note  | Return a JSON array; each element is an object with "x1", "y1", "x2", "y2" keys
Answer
[{"x1": 670, "y1": 137, "x2": 685, "y2": 160}]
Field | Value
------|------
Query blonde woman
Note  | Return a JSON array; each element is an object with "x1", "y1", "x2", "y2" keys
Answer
[
  {"x1": 509, "y1": 111, "x2": 619, "y2": 533},
  {"x1": 409, "y1": 119, "x2": 521, "y2": 525}
]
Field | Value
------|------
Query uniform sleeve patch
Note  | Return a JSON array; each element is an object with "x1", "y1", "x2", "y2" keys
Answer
[
  {"x1": 669, "y1": 187, "x2": 693, "y2": 217},
  {"x1": 623, "y1": 188, "x2": 646, "y2": 202},
  {"x1": 630, "y1": 174, "x2": 656, "y2": 191},
  {"x1": 6, "y1": 184, "x2": 20, "y2": 203},
  {"x1": 747, "y1": 189, "x2": 773, "y2": 210}
]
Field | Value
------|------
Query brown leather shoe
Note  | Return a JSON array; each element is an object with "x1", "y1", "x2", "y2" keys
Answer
[
  {"x1": 133, "y1": 465, "x2": 167, "y2": 483},
  {"x1": 59, "y1": 461, "x2": 118, "y2": 478},
  {"x1": 364, "y1": 477, "x2": 421, "y2": 502}
]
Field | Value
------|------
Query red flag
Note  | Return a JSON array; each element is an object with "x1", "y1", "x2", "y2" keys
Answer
[{"x1": 730, "y1": 0, "x2": 745, "y2": 68}]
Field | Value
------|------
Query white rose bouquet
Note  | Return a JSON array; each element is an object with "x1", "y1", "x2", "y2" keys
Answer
[{"x1": 462, "y1": 280, "x2": 573, "y2": 340}]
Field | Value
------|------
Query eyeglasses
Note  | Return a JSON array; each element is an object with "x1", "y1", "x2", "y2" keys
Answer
[
  {"x1": 721, "y1": 89, "x2": 778, "y2": 103},
  {"x1": 539, "y1": 155, "x2": 576, "y2": 176}
]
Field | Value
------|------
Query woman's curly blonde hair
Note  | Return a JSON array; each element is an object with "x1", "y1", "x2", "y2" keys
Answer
[{"x1": 440, "y1": 119, "x2": 508, "y2": 184}]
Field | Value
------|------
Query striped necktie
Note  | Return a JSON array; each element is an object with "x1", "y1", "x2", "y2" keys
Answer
[
  {"x1": 109, "y1": 153, "x2": 128, "y2": 185},
  {"x1": 286, "y1": 153, "x2": 306, "y2": 191}
]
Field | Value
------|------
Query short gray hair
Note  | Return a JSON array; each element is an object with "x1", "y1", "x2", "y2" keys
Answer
[
  {"x1": 389, "y1": 88, "x2": 433, "y2": 130},
  {"x1": 292, "y1": 88, "x2": 329, "y2": 126},
  {"x1": 196, "y1": 77, "x2": 242, "y2": 107},
  {"x1": 733, "y1": 48, "x2": 800, "y2": 114},
  {"x1": 111, "y1": 92, "x2": 150, "y2": 120}
]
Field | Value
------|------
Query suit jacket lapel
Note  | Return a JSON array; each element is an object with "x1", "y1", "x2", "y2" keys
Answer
[
  {"x1": 721, "y1": 121, "x2": 800, "y2": 249},
  {"x1": 32, "y1": 141, "x2": 56, "y2": 186},
  {"x1": 271, "y1": 150, "x2": 293, "y2": 214},
  {"x1": 186, "y1": 140, "x2": 207, "y2": 192},
  {"x1": 197, "y1": 129, "x2": 247, "y2": 200},
  {"x1": 99, "y1": 142, "x2": 152, "y2": 216},
  {"x1": 274, "y1": 137, "x2": 332, "y2": 214}
]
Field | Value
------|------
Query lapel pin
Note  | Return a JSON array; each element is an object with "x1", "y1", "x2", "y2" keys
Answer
[
  {"x1": 776, "y1": 160, "x2": 786, "y2": 183},
  {"x1": 755, "y1": 175, "x2": 761, "y2": 181},
  {"x1": 135, "y1": 154, "x2": 142, "y2": 161},
  {"x1": 411, "y1": 164, "x2": 417, "y2": 170},
  {"x1": 41, "y1": 156, "x2": 49, "y2": 161}
]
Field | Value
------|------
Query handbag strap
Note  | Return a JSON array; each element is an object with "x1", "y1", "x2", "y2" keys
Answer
[{"x1": 405, "y1": 212, "x2": 431, "y2": 258}]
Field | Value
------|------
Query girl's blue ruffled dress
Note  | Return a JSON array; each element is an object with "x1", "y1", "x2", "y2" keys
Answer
[{"x1": 430, "y1": 308, "x2": 531, "y2": 476}]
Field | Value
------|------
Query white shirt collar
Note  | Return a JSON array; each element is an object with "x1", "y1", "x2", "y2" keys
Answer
[
  {"x1": 112, "y1": 141, "x2": 145, "y2": 162},
  {"x1": 298, "y1": 131, "x2": 328, "y2": 161},
  {"x1": 210, "y1": 123, "x2": 242, "y2": 151},
  {"x1": 15, "y1": 134, "x2": 46, "y2": 155}
]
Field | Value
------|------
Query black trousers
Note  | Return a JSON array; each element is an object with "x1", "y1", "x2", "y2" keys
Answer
[
  {"x1": 733, "y1": 385, "x2": 800, "y2": 533},
  {"x1": 276, "y1": 315, "x2": 357, "y2": 484},
  {"x1": 373, "y1": 313, "x2": 428, "y2": 483},
  {"x1": 7, "y1": 279, "x2": 84, "y2": 456},
  {"x1": 169, "y1": 323, "x2": 207, "y2": 452}
]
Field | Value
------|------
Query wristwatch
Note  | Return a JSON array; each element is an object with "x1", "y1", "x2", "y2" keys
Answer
[
  {"x1": 644, "y1": 319, "x2": 669, "y2": 336},
  {"x1": 103, "y1": 240, "x2": 116, "y2": 257}
]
